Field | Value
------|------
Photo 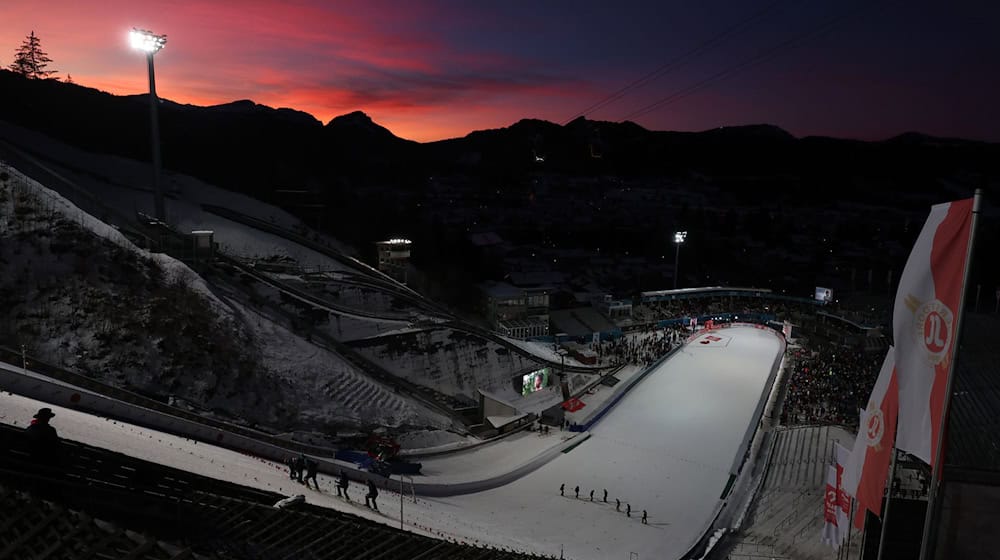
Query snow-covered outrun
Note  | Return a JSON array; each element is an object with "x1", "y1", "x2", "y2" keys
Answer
[{"x1": 2, "y1": 326, "x2": 782, "y2": 559}]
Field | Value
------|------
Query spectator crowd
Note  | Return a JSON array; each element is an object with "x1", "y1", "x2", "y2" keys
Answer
[
  {"x1": 592, "y1": 328, "x2": 677, "y2": 367},
  {"x1": 781, "y1": 347, "x2": 881, "y2": 427}
]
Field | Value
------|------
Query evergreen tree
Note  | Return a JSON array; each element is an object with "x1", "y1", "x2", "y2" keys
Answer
[{"x1": 9, "y1": 31, "x2": 57, "y2": 79}]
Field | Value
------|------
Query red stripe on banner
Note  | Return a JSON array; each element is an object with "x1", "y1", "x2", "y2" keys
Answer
[
  {"x1": 927, "y1": 198, "x2": 974, "y2": 465},
  {"x1": 856, "y1": 368, "x2": 899, "y2": 526}
]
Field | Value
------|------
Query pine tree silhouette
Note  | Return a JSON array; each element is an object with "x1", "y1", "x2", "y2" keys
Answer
[{"x1": 9, "y1": 31, "x2": 57, "y2": 79}]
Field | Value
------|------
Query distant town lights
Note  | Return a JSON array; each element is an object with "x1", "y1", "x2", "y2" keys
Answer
[
  {"x1": 387, "y1": 238, "x2": 412, "y2": 245},
  {"x1": 674, "y1": 231, "x2": 688, "y2": 244},
  {"x1": 129, "y1": 28, "x2": 166, "y2": 53}
]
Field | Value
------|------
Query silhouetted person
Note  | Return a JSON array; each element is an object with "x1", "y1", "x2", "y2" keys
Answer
[
  {"x1": 616, "y1": 498, "x2": 621, "y2": 511},
  {"x1": 303, "y1": 457, "x2": 319, "y2": 490},
  {"x1": 589, "y1": 490, "x2": 594, "y2": 501},
  {"x1": 337, "y1": 471, "x2": 350, "y2": 500},
  {"x1": 603, "y1": 489, "x2": 608, "y2": 502},
  {"x1": 574, "y1": 485, "x2": 579, "y2": 498},
  {"x1": 286, "y1": 456, "x2": 299, "y2": 480},
  {"x1": 365, "y1": 480, "x2": 379, "y2": 510},
  {"x1": 559, "y1": 483, "x2": 564, "y2": 496},
  {"x1": 626, "y1": 504, "x2": 631, "y2": 517},
  {"x1": 642, "y1": 510, "x2": 648, "y2": 524},
  {"x1": 295, "y1": 455, "x2": 306, "y2": 483},
  {"x1": 24, "y1": 408, "x2": 61, "y2": 470}
]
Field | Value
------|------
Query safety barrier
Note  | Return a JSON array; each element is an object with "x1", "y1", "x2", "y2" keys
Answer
[{"x1": 568, "y1": 346, "x2": 680, "y2": 433}]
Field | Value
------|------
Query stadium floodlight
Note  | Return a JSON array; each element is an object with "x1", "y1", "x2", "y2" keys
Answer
[
  {"x1": 130, "y1": 28, "x2": 167, "y2": 221},
  {"x1": 673, "y1": 231, "x2": 687, "y2": 289},
  {"x1": 129, "y1": 28, "x2": 167, "y2": 53}
]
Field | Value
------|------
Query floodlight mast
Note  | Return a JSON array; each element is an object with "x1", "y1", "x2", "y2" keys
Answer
[
  {"x1": 130, "y1": 28, "x2": 167, "y2": 221},
  {"x1": 673, "y1": 231, "x2": 687, "y2": 289}
]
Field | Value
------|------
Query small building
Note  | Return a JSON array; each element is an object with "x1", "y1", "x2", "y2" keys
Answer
[
  {"x1": 480, "y1": 281, "x2": 550, "y2": 339},
  {"x1": 375, "y1": 238, "x2": 412, "y2": 284},
  {"x1": 477, "y1": 390, "x2": 531, "y2": 436},
  {"x1": 591, "y1": 293, "x2": 632, "y2": 319},
  {"x1": 190, "y1": 230, "x2": 215, "y2": 263}
]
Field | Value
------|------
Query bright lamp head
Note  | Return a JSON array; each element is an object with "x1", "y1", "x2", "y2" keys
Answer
[
  {"x1": 674, "y1": 231, "x2": 688, "y2": 244},
  {"x1": 130, "y1": 28, "x2": 167, "y2": 54}
]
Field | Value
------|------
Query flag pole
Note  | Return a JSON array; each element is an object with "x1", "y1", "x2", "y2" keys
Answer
[
  {"x1": 844, "y1": 497, "x2": 855, "y2": 559},
  {"x1": 876, "y1": 447, "x2": 899, "y2": 560},
  {"x1": 858, "y1": 510, "x2": 870, "y2": 560},
  {"x1": 917, "y1": 189, "x2": 982, "y2": 560}
]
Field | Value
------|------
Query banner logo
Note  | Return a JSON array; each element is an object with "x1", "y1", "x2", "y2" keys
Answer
[
  {"x1": 913, "y1": 299, "x2": 954, "y2": 366},
  {"x1": 864, "y1": 407, "x2": 885, "y2": 451}
]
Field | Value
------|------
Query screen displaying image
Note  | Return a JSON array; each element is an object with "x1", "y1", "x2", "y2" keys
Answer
[
  {"x1": 815, "y1": 287, "x2": 833, "y2": 303},
  {"x1": 522, "y1": 367, "x2": 550, "y2": 396}
]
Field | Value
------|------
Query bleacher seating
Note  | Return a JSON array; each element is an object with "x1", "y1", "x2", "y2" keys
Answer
[{"x1": 0, "y1": 423, "x2": 552, "y2": 559}]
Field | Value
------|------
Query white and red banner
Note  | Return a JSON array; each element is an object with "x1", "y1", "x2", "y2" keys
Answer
[
  {"x1": 822, "y1": 465, "x2": 840, "y2": 547},
  {"x1": 843, "y1": 348, "x2": 898, "y2": 528},
  {"x1": 893, "y1": 198, "x2": 974, "y2": 466},
  {"x1": 834, "y1": 442, "x2": 852, "y2": 541}
]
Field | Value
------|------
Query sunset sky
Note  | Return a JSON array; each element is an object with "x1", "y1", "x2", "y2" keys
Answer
[{"x1": 2, "y1": 0, "x2": 997, "y2": 142}]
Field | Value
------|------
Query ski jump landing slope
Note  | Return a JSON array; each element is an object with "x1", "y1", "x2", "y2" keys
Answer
[
  {"x1": 0, "y1": 326, "x2": 783, "y2": 560},
  {"x1": 433, "y1": 325, "x2": 784, "y2": 560}
]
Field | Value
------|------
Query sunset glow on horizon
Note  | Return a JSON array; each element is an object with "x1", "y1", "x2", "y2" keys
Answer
[{"x1": 2, "y1": 0, "x2": 998, "y2": 143}]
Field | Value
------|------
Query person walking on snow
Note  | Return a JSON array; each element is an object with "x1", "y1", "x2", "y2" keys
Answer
[
  {"x1": 303, "y1": 457, "x2": 319, "y2": 490},
  {"x1": 589, "y1": 490, "x2": 594, "y2": 501},
  {"x1": 642, "y1": 510, "x2": 648, "y2": 524},
  {"x1": 574, "y1": 486, "x2": 580, "y2": 498},
  {"x1": 295, "y1": 454, "x2": 308, "y2": 483},
  {"x1": 559, "y1": 483, "x2": 564, "y2": 496},
  {"x1": 286, "y1": 456, "x2": 299, "y2": 481},
  {"x1": 337, "y1": 471, "x2": 350, "y2": 500},
  {"x1": 615, "y1": 498, "x2": 621, "y2": 512},
  {"x1": 626, "y1": 504, "x2": 631, "y2": 517},
  {"x1": 603, "y1": 489, "x2": 608, "y2": 503},
  {"x1": 365, "y1": 480, "x2": 379, "y2": 510}
]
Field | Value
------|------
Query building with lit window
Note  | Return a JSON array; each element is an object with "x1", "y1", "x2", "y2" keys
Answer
[{"x1": 375, "y1": 238, "x2": 412, "y2": 284}]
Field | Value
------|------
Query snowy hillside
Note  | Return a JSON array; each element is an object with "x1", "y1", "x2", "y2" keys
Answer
[
  {"x1": 0, "y1": 164, "x2": 266, "y2": 415},
  {"x1": 0, "y1": 162, "x2": 450, "y2": 436}
]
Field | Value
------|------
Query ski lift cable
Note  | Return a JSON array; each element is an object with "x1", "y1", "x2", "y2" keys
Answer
[
  {"x1": 622, "y1": 0, "x2": 888, "y2": 122},
  {"x1": 563, "y1": 0, "x2": 791, "y2": 125}
]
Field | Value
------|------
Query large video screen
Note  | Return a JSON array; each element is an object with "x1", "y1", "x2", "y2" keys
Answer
[
  {"x1": 522, "y1": 367, "x2": 550, "y2": 396},
  {"x1": 815, "y1": 287, "x2": 833, "y2": 304}
]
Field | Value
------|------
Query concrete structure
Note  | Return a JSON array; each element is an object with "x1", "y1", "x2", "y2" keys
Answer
[
  {"x1": 479, "y1": 281, "x2": 549, "y2": 339},
  {"x1": 375, "y1": 238, "x2": 412, "y2": 284}
]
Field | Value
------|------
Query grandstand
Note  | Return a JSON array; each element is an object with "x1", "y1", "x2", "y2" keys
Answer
[{"x1": 734, "y1": 425, "x2": 861, "y2": 560}]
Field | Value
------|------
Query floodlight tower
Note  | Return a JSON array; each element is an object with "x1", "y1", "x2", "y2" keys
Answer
[
  {"x1": 673, "y1": 231, "x2": 687, "y2": 289},
  {"x1": 129, "y1": 28, "x2": 167, "y2": 221}
]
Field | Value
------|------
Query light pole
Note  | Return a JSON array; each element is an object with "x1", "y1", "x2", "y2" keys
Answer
[
  {"x1": 398, "y1": 474, "x2": 414, "y2": 530},
  {"x1": 129, "y1": 28, "x2": 167, "y2": 222},
  {"x1": 673, "y1": 231, "x2": 687, "y2": 289}
]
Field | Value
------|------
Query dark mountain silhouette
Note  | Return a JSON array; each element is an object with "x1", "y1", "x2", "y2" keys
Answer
[{"x1": 0, "y1": 69, "x2": 996, "y2": 208}]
